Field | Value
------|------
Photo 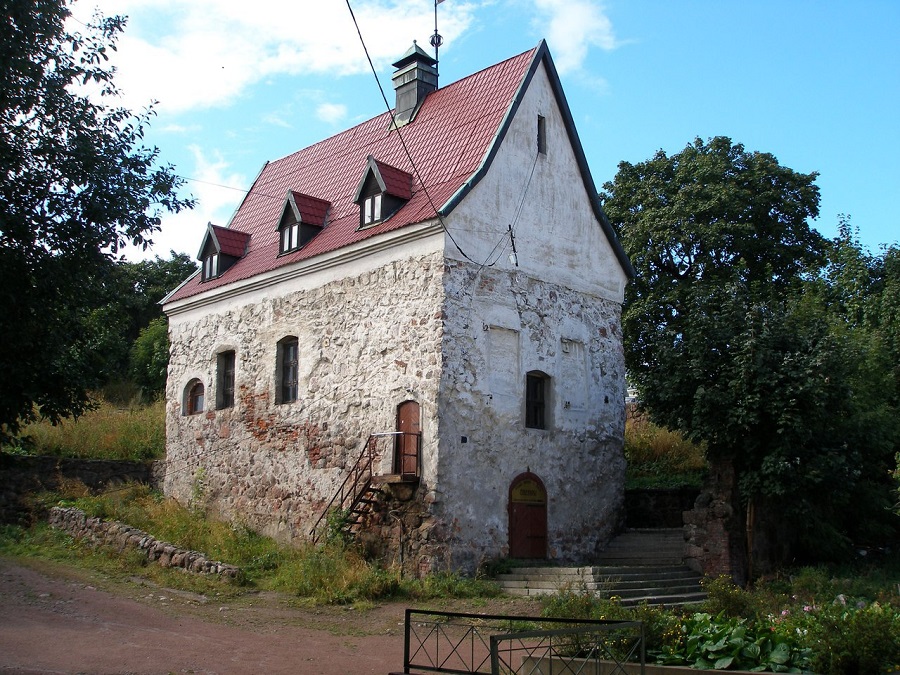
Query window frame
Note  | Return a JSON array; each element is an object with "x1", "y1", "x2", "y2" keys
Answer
[
  {"x1": 525, "y1": 370, "x2": 550, "y2": 430},
  {"x1": 184, "y1": 379, "x2": 205, "y2": 416},
  {"x1": 276, "y1": 336, "x2": 299, "y2": 404},
  {"x1": 280, "y1": 221, "x2": 300, "y2": 254},
  {"x1": 202, "y1": 253, "x2": 219, "y2": 281},
  {"x1": 216, "y1": 350, "x2": 236, "y2": 410},
  {"x1": 362, "y1": 193, "x2": 382, "y2": 226}
]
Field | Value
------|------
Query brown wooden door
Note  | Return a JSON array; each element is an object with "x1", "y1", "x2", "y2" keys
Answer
[
  {"x1": 508, "y1": 472, "x2": 547, "y2": 559},
  {"x1": 395, "y1": 400, "x2": 420, "y2": 478}
]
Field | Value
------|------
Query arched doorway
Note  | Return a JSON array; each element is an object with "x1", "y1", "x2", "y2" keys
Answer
[
  {"x1": 508, "y1": 472, "x2": 547, "y2": 559},
  {"x1": 394, "y1": 400, "x2": 420, "y2": 479}
]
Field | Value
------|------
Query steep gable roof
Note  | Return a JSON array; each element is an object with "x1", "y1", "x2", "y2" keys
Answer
[
  {"x1": 353, "y1": 156, "x2": 413, "y2": 202},
  {"x1": 167, "y1": 41, "x2": 632, "y2": 305}
]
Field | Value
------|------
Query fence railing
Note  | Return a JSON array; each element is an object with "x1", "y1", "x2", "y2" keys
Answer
[{"x1": 398, "y1": 609, "x2": 644, "y2": 675}]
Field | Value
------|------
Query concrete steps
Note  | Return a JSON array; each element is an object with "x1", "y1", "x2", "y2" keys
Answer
[{"x1": 495, "y1": 528, "x2": 706, "y2": 607}]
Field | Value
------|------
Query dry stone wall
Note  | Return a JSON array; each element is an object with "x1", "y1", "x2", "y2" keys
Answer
[
  {"x1": 165, "y1": 252, "x2": 445, "y2": 555},
  {"x1": 48, "y1": 506, "x2": 240, "y2": 579}
]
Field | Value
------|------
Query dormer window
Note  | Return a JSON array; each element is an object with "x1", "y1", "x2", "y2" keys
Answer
[
  {"x1": 196, "y1": 223, "x2": 250, "y2": 282},
  {"x1": 277, "y1": 191, "x2": 329, "y2": 255},
  {"x1": 354, "y1": 155, "x2": 412, "y2": 230},
  {"x1": 203, "y1": 253, "x2": 219, "y2": 280},
  {"x1": 363, "y1": 194, "x2": 382, "y2": 225}
]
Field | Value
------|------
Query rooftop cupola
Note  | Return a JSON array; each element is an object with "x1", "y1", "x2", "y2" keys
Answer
[{"x1": 391, "y1": 41, "x2": 437, "y2": 127}]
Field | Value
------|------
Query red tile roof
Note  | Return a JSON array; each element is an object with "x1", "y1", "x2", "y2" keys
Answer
[
  {"x1": 370, "y1": 157, "x2": 413, "y2": 200},
  {"x1": 288, "y1": 192, "x2": 330, "y2": 227},
  {"x1": 207, "y1": 224, "x2": 250, "y2": 258},
  {"x1": 168, "y1": 45, "x2": 539, "y2": 303}
]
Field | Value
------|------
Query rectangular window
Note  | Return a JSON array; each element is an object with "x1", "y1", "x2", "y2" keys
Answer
[
  {"x1": 363, "y1": 194, "x2": 382, "y2": 225},
  {"x1": 525, "y1": 372, "x2": 548, "y2": 429},
  {"x1": 203, "y1": 254, "x2": 218, "y2": 280},
  {"x1": 280, "y1": 222, "x2": 300, "y2": 253},
  {"x1": 216, "y1": 350, "x2": 235, "y2": 409},
  {"x1": 278, "y1": 337, "x2": 299, "y2": 404},
  {"x1": 537, "y1": 115, "x2": 547, "y2": 155}
]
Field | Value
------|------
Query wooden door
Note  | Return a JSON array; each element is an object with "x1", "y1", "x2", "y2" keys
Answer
[
  {"x1": 508, "y1": 472, "x2": 547, "y2": 559},
  {"x1": 394, "y1": 400, "x2": 420, "y2": 478}
]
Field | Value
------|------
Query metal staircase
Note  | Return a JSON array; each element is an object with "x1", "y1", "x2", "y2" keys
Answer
[{"x1": 309, "y1": 431, "x2": 420, "y2": 544}]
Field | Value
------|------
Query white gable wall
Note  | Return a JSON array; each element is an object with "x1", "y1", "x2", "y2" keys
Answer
[{"x1": 431, "y1": 60, "x2": 627, "y2": 569}]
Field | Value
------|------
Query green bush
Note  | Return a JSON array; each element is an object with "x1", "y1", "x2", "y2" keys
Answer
[
  {"x1": 655, "y1": 611, "x2": 813, "y2": 672},
  {"x1": 807, "y1": 598, "x2": 900, "y2": 675}
]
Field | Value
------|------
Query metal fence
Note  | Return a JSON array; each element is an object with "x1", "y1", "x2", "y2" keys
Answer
[{"x1": 399, "y1": 609, "x2": 644, "y2": 675}]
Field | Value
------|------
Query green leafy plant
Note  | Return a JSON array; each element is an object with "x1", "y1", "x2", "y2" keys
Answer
[{"x1": 655, "y1": 611, "x2": 812, "y2": 672}]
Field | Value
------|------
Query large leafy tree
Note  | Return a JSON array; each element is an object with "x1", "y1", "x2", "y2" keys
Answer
[
  {"x1": 89, "y1": 252, "x2": 199, "y2": 385},
  {"x1": 602, "y1": 137, "x2": 898, "y2": 576},
  {"x1": 0, "y1": 0, "x2": 192, "y2": 437}
]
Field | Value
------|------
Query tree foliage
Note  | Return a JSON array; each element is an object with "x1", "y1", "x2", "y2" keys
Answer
[
  {"x1": 129, "y1": 317, "x2": 170, "y2": 395},
  {"x1": 0, "y1": 1, "x2": 192, "y2": 436},
  {"x1": 602, "y1": 137, "x2": 898, "y2": 568}
]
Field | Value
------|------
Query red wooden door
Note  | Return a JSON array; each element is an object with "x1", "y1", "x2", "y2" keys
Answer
[
  {"x1": 395, "y1": 401, "x2": 420, "y2": 478},
  {"x1": 508, "y1": 472, "x2": 547, "y2": 559}
]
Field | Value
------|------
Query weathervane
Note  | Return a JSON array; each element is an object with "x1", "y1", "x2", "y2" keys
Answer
[{"x1": 431, "y1": 0, "x2": 445, "y2": 72}]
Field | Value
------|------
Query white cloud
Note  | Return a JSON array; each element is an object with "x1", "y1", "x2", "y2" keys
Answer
[
  {"x1": 531, "y1": 0, "x2": 617, "y2": 74},
  {"x1": 316, "y1": 103, "x2": 349, "y2": 125},
  {"x1": 77, "y1": 0, "x2": 477, "y2": 114},
  {"x1": 123, "y1": 145, "x2": 246, "y2": 261}
]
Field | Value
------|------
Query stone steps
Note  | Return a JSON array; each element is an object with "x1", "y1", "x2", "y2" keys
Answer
[{"x1": 495, "y1": 528, "x2": 706, "y2": 607}]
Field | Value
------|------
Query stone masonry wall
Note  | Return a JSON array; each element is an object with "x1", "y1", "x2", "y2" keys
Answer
[
  {"x1": 433, "y1": 262, "x2": 627, "y2": 571},
  {"x1": 49, "y1": 506, "x2": 240, "y2": 579},
  {"x1": 164, "y1": 252, "x2": 446, "y2": 568},
  {"x1": 0, "y1": 454, "x2": 162, "y2": 524}
]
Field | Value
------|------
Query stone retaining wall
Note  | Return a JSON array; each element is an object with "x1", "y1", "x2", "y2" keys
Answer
[
  {"x1": 48, "y1": 506, "x2": 241, "y2": 580},
  {"x1": 0, "y1": 454, "x2": 163, "y2": 524}
]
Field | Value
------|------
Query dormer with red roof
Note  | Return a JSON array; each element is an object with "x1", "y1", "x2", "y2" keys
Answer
[
  {"x1": 354, "y1": 156, "x2": 412, "y2": 229},
  {"x1": 197, "y1": 223, "x2": 250, "y2": 281},
  {"x1": 278, "y1": 191, "x2": 330, "y2": 255},
  {"x1": 163, "y1": 41, "x2": 632, "y2": 576}
]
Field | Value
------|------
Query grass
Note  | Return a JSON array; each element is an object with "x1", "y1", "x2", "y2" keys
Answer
[
  {"x1": 624, "y1": 418, "x2": 707, "y2": 489},
  {"x1": 3, "y1": 398, "x2": 165, "y2": 461},
  {"x1": 4, "y1": 481, "x2": 501, "y2": 605}
]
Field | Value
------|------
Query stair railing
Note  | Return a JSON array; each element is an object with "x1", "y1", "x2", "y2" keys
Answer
[
  {"x1": 309, "y1": 434, "x2": 376, "y2": 544},
  {"x1": 309, "y1": 432, "x2": 421, "y2": 544}
]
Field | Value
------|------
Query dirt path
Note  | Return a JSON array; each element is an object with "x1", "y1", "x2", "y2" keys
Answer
[{"x1": 0, "y1": 557, "x2": 540, "y2": 675}]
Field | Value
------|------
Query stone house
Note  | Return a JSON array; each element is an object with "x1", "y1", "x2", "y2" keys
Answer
[{"x1": 162, "y1": 40, "x2": 634, "y2": 574}]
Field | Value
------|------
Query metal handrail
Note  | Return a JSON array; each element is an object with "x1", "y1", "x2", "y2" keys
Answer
[
  {"x1": 308, "y1": 435, "x2": 376, "y2": 543},
  {"x1": 308, "y1": 431, "x2": 421, "y2": 543}
]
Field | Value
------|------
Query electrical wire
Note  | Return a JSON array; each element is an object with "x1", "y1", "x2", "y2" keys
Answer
[{"x1": 343, "y1": 0, "x2": 486, "y2": 266}]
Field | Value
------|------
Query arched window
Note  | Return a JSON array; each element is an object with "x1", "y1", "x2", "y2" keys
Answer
[
  {"x1": 184, "y1": 379, "x2": 205, "y2": 416},
  {"x1": 525, "y1": 371, "x2": 550, "y2": 430}
]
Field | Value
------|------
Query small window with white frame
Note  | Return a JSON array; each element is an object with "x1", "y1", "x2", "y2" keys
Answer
[{"x1": 363, "y1": 193, "x2": 382, "y2": 226}]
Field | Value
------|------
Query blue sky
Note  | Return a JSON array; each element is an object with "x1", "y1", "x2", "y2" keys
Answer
[{"x1": 74, "y1": 0, "x2": 899, "y2": 261}]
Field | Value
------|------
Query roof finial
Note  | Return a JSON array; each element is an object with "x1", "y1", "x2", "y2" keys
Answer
[{"x1": 431, "y1": 0, "x2": 444, "y2": 76}]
